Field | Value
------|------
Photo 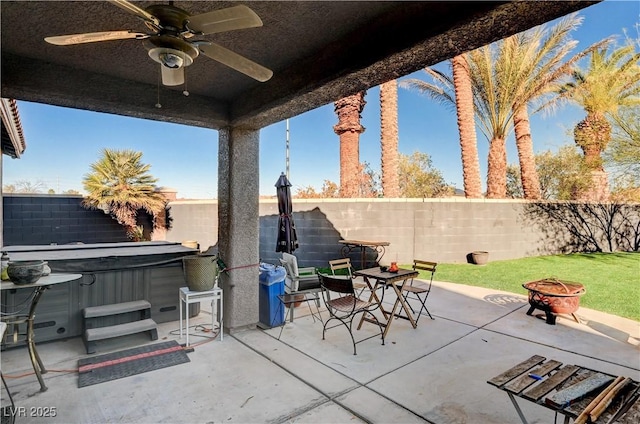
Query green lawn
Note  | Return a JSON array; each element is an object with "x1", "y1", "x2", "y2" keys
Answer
[{"x1": 411, "y1": 253, "x2": 640, "y2": 321}]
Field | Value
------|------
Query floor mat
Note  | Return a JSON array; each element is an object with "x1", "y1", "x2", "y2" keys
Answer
[{"x1": 77, "y1": 340, "x2": 190, "y2": 388}]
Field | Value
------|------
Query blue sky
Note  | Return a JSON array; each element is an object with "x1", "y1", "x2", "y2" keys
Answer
[{"x1": 4, "y1": 0, "x2": 639, "y2": 198}]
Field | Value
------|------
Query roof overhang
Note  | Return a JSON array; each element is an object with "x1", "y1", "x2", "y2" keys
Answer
[
  {"x1": 1, "y1": 1, "x2": 600, "y2": 130},
  {"x1": 0, "y1": 98, "x2": 26, "y2": 159}
]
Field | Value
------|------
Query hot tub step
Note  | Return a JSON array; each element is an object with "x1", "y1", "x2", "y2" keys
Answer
[
  {"x1": 82, "y1": 300, "x2": 157, "y2": 354},
  {"x1": 84, "y1": 300, "x2": 151, "y2": 319},
  {"x1": 84, "y1": 319, "x2": 158, "y2": 354}
]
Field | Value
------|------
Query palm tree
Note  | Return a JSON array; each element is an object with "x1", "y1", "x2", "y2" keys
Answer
[
  {"x1": 558, "y1": 42, "x2": 640, "y2": 200},
  {"x1": 466, "y1": 45, "x2": 516, "y2": 198},
  {"x1": 82, "y1": 148, "x2": 167, "y2": 240},
  {"x1": 401, "y1": 55, "x2": 483, "y2": 198},
  {"x1": 380, "y1": 80, "x2": 399, "y2": 197},
  {"x1": 451, "y1": 54, "x2": 482, "y2": 198},
  {"x1": 333, "y1": 92, "x2": 366, "y2": 197},
  {"x1": 503, "y1": 13, "x2": 589, "y2": 200},
  {"x1": 403, "y1": 15, "x2": 600, "y2": 199},
  {"x1": 404, "y1": 48, "x2": 516, "y2": 198},
  {"x1": 404, "y1": 46, "x2": 516, "y2": 198}
]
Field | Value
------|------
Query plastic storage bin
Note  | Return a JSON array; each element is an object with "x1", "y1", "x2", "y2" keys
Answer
[{"x1": 259, "y1": 263, "x2": 286, "y2": 328}]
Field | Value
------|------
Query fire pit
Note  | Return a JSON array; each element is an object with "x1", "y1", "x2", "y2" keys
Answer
[{"x1": 522, "y1": 278, "x2": 585, "y2": 325}]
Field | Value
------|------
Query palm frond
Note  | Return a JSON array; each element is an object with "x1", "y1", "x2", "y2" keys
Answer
[{"x1": 400, "y1": 67, "x2": 456, "y2": 110}]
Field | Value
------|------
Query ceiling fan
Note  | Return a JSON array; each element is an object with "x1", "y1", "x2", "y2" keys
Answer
[{"x1": 44, "y1": 0, "x2": 273, "y2": 86}]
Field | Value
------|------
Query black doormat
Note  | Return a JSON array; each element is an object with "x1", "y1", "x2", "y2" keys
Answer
[{"x1": 77, "y1": 340, "x2": 190, "y2": 388}]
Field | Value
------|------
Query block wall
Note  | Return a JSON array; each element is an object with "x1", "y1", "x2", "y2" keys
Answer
[
  {"x1": 5, "y1": 196, "x2": 636, "y2": 266},
  {"x1": 166, "y1": 198, "x2": 551, "y2": 266},
  {"x1": 2, "y1": 194, "x2": 128, "y2": 246}
]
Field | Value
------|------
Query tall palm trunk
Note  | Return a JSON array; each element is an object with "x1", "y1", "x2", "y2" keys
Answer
[
  {"x1": 334, "y1": 92, "x2": 366, "y2": 197},
  {"x1": 452, "y1": 55, "x2": 482, "y2": 198},
  {"x1": 574, "y1": 111, "x2": 611, "y2": 200},
  {"x1": 486, "y1": 136, "x2": 507, "y2": 198},
  {"x1": 380, "y1": 80, "x2": 399, "y2": 197},
  {"x1": 574, "y1": 112, "x2": 611, "y2": 171},
  {"x1": 513, "y1": 105, "x2": 541, "y2": 199}
]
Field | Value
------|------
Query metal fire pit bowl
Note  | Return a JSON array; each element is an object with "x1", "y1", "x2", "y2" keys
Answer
[{"x1": 522, "y1": 278, "x2": 585, "y2": 325}]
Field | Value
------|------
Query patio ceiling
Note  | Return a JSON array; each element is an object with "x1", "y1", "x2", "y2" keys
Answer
[{"x1": 1, "y1": 1, "x2": 599, "y2": 130}]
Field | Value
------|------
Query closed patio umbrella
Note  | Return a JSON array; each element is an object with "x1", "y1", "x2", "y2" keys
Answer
[{"x1": 275, "y1": 173, "x2": 299, "y2": 254}]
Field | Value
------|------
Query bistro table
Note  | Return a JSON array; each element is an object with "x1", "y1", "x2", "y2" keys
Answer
[
  {"x1": 1, "y1": 273, "x2": 82, "y2": 391},
  {"x1": 338, "y1": 239, "x2": 390, "y2": 270},
  {"x1": 353, "y1": 267, "x2": 419, "y2": 338}
]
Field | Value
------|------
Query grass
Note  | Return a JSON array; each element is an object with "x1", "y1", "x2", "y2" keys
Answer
[{"x1": 411, "y1": 253, "x2": 640, "y2": 321}]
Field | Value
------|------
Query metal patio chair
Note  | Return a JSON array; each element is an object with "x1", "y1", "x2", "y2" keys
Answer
[
  {"x1": 279, "y1": 252, "x2": 322, "y2": 322},
  {"x1": 319, "y1": 273, "x2": 384, "y2": 355},
  {"x1": 328, "y1": 258, "x2": 367, "y2": 297},
  {"x1": 396, "y1": 259, "x2": 436, "y2": 323}
]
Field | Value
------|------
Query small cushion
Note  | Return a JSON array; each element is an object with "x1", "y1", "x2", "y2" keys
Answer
[
  {"x1": 279, "y1": 258, "x2": 296, "y2": 292},
  {"x1": 282, "y1": 252, "x2": 299, "y2": 277}
]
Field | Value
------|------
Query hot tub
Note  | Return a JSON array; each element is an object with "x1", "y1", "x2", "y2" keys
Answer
[{"x1": 2, "y1": 241, "x2": 199, "y2": 345}]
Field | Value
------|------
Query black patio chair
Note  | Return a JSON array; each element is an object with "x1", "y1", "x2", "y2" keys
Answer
[
  {"x1": 328, "y1": 258, "x2": 367, "y2": 297},
  {"x1": 396, "y1": 259, "x2": 436, "y2": 323},
  {"x1": 319, "y1": 273, "x2": 384, "y2": 355}
]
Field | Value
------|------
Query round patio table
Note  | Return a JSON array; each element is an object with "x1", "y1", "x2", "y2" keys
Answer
[{"x1": 1, "y1": 273, "x2": 82, "y2": 391}]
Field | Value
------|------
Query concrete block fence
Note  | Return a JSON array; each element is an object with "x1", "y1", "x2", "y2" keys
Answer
[
  {"x1": 167, "y1": 198, "x2": 553, "y2": 267},
  {"x1": 2, "y1": 194, "x2": 128, "y2": 245},
  {"x1": 4, "y1": 195, "x2": 638, "y2": 268}
]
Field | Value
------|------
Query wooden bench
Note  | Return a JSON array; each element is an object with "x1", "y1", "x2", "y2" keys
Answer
[{"x1": 83, "y1": 300, "x2": 158, "y2": 354}]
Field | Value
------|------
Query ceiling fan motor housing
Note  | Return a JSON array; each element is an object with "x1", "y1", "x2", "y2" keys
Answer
[
  {"x1": 143, "y1": 4, "x2": 192, "y2": 34},
  {"x1": 143, "y1": 4, "x2": 200, "y2": 69}
]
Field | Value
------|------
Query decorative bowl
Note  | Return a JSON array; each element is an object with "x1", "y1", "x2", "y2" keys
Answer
[{"x1": 7, "y1": 260, "x2": 45, "y2": 285}]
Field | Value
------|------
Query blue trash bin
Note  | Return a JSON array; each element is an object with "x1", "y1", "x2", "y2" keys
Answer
[{"x1": 259, "y1": 263, "x2": 286, "y2": 328}]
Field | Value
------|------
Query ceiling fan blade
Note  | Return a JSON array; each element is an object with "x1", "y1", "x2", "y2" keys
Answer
[
  {"x1": 199, "y1": 43, "x2": 273, "y2": 82},
  {"x1": 161, "y1": 66, "x2": 185, "y2": 86},
  {"x1": 187, "y1": 5, "x2": 263, "y2": 35},
  {"x1": 45, "y1": 31, "x2": 148, "y2": 46},
  {"x1": 108, "y1": 0, "x2": 160, "y2": 28}
]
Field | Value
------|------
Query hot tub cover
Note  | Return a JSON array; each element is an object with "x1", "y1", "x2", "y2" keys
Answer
[{"x1": 3, "y1": 241, "x2": 198, "y2": 273}]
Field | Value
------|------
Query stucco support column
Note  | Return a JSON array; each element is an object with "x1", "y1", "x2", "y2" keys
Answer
[
  {"x1": 0, "y1": 153, "x2": 3, "y2": 248},
  {"x1": 217, "y1": 127, "x2": 260, "y2": 333}
]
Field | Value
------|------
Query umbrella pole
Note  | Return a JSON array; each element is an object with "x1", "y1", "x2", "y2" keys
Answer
[{"x1": 285, "y1": 119, "x2": 290, "y2": 180}]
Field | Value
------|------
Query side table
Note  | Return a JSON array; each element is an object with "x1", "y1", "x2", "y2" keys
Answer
[
  {"x1": 275, "y1": 292, "x2": 323, "y2": 340},
  {"x1": 179, "y1": 286, "x2": 223, "y2": 347}
]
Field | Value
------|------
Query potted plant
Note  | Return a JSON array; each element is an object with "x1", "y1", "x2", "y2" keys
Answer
[{"x1": 471, "y1": 251, "x2": 489, "y2": 265}]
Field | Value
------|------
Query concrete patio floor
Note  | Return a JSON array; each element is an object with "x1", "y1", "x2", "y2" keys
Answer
[{"x1": 1, "y1": 280, "x2": 638, "y2": 424}]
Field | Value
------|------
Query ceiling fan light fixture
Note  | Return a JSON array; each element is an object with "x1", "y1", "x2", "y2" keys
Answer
[
  {"x1": 148, "y1": 47, "x2": 194, "y2": 68},
  {"x1": 148, "y1": 47, "x2": 196, "y2": 86},
  {"x1": 159, "y1": 52, "x2": 183, "y2": 69}
]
